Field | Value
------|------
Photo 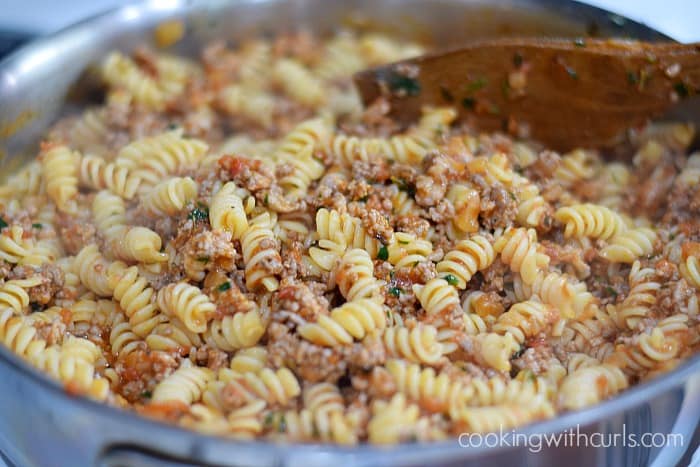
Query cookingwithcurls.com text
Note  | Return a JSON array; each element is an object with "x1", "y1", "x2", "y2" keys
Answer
[{"x1": 458, "y1": 424, "x2": 684, "y2": 453}]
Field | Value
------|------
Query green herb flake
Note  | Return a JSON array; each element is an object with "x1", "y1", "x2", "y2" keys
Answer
[
  {"x1": 197, "y1": 256, "x2": 210, "y2": 264},
  {"x1": 465, "y1": 77, "x2": 488, "y2": 93},
  {"x1": 511, "y1": 345, "x2": 526, "y2": 360},
  {"x1": 412, "y1": 261, "x2": 420, "y2": 267},
  {"x1": 387, "y1": 73, "x2": 421, "y2": 97},
  {"x1": 439, "y1": 85, "x2": 455, "y2": 102},
  {"x1": 389, "y1": 270, "x2": 395, "y2": 279},
  {"x1": 501, "y1": 78, "x2": 510, "y2": 98},
  {"x1": 398, "y1": 239, "x2": 409, "y2": 245},
  {"x1": 508, "y1": 191, "x2": 517, "y2": 201},
  {"x1": 573, "y1": 38, "x2": 586, "y2": 48},
  {"x1": 674, "y1": 82, "x2": 690, "y2": 98},
  {"x1": 358, "y1": 195, "x2": 369, "y2": 203},
  {"x1": 263, "y1": 412, "x2": 274, "y2": 427},
  {"x1": 264, "y1": 194, "x2": 269, "y2": 206},
  {"x1": 627, "y1": 71, "x2": 639, "y2": 85},
  {"x1": 30, "y1": 302, "x2": 42, "y2": 313},
  {"x1": 605, "y1": 286, "x2": 618, "y2": 297},
  {"x1": 377, "y1": 245, "x2": 389, "y2": 261},
  {"x1": 389, "y1": 286, "x2": 401, "y2": 297},
  {"x1": 0, "y1": 217, "x2": 7, "y2": 230},
  {"x1": 31, "y1": 223, "x2": 42, "y2": 229},
  {"x1": 638, "y1": 69, "x2": 651, "y2": 90},
  {"x1": 444, "y1": 274, "x2": 459, "y2": 286},
  {"x1": 513, "y1": 52, "x2": 524, "y2": 68},
  {"x1": 188, "y1": 207, "x2": 209, "y2": 222},
  {"x1": 141, "y1": 390, "x2": 152, "y2": 399},
  {"x1": 461, "y1": 97, "x2": 476, "y2": 110},
  {"x1": 277, "y1": 414, "x2": 287, "y2": 433},
  {"x1": 166, "y1": 122, "x2": 179, "y2": 130},
  {"x1": 217, "y1": 281, "x2": 231, "y2": 292}
]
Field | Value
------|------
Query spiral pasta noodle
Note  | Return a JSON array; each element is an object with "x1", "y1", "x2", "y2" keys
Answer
[
  {"x1": 436, "y1": 235, "x2": 495, "y2": 289},
  {"x1": 383, "y1": 324, "x2": 445, "y2": 365},
  {"x1": 205, "y1": 310, "x2": 266, "y2": 352},
  {"x1": 494, "y1": 227, "x2": 549, "y2": 285},
  {"x1": 152, "y1": 364, "x2": 215, "y2": 405},
  {"x1": 209, "y1": 181, "x2": 248, "y2": 239},
  {"x1": 412, "y1": 278, "x2": 460, "y2": 317},
  {"x1": 78, "y1": 155, "x2": 142, "y2": 199},
  {"x1": 240, "y1": 225, "x2": 281, "y2": 292},
  {"x1": 600, "y1": 227, "x2": 657, "y2": 263},
  {"x1": 335, "y1": 249, "x2": 381, "y2": 301},
  {"x1": 41, "y1": 145, "x2": 79, "y2": 212},
  {"x1": 555, "y1": 203, "x2": 627, "y2": 240},
  {"x1": 157, "y1": 282, "x2": 216, "y2": 333},
  {"x1": 299, "y1": 298, "x2": 385, "y2": 346},
  {"x1": 142, "y1": 176, "x2": 198, "y2": 217},
  {"x1": 115, "y1": 130, "x2": 208, "y2": 189}
]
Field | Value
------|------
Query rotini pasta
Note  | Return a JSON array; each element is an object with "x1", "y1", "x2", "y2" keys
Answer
[{"x1": 0, "y1": 29, "x2": 697, "y2": 447}]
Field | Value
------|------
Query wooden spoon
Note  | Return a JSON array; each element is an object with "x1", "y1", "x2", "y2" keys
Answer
[{"x1": 354, "y1": 38, "x2": 700, "y2": 151}]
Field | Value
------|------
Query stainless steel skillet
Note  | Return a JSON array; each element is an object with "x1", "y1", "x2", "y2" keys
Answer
[{"x1": 0, "y1": 1, "x2": 698, "y2": 466}]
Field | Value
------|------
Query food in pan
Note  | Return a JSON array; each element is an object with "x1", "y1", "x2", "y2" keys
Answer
[{"x1": 0, "y1": 30, "x2": 698, "y2": 444}]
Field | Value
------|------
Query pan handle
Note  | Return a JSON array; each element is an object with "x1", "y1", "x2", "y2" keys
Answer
[
  {"x1": 0, "y1": 30, "x2": 34, "y2": 61},
  {"x1": 650, "y1": 373, "x2": 700, "y2": 467},
  {"x1": 98, "y1": 446, "x2": 208, "y2": 467}
]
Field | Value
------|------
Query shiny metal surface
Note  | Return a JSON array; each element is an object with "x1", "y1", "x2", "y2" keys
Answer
[{"x1": 0, "y1": 1, "x2": 697, "y2": 466}]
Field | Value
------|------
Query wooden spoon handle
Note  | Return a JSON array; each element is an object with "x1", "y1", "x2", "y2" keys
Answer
[{"x1": 354, "y1": 38, "x2": 700, "y2": 151}]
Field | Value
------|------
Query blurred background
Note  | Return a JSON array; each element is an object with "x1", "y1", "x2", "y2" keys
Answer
[{"x1": 0, "y1": 0, "x2": 698, "y2": 42}]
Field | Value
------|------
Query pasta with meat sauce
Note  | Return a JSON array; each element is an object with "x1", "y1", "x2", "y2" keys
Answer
[{"x1": 0, "y1": 30, "x2": 699, "y2": 445}]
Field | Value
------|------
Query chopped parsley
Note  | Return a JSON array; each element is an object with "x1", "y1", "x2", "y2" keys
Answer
[
  {"x1": 277, "y1": 414, "x2": 287, "y2": 433},
  {"x1": 513, "y1": 52, "x2": 523, "y2": 68},
  {"x1": 444, "y1": 274, "x2": 459, "y2": 286},
  {"x1": 263, "y1": 412, "x2": 274, "y2": 427},
  {"x1": 141, "y1": 390, "x2": 152, "y2": 399},
  {"x1": 30, "y1": 302, "x2": 42, "y2": 313},
  {"x1": 377, "y1": 245, "x2": 389, "y2": 261},
  {"x1": 390, "y1": 177, "x2": 415, "y2": 196},
  {"x1": 0, "y1": 217, "x2": 7, "y2": 230},
  {"x1": 398, "y1": 239, "x2": 409, "y2": 245},
  {"x1": 217, "y1": 281, "x2": 231, "y2": 292},
  {"x1": 511, "y1": 345, "x2": 526, "y2": 360},
  {"x1": 674, "y1": 82, "x2": 690, "y2": 98},
  {"x1": 31, "y1": 223, "x2": 42, "y2": 229},
  {"x1": 439, "y1": 85, "x2": 454, "y2": 102},
  {"x1": 264, "y1": 194, "x2": 269, "y2": 206},
  {"x1": 605, "y1": 286, "x2": 618, "y2": 297},
  {"x1": 389, "y1": 286, "x2": 401, "y2": 297},
  {"x1": 573, "y1": 38, "x2": 586, "y2": 48},
  {"x1": 358, "y1": 195, "x2": 369, "y2": 203},
  {"x1": 166, "y1": 122, "x2": 179, "y2": 130},
  {"x1": 465, "y1": 77, "x2": 488, "y2": 93},
  {"x1": 188, "y1": 206, "x2": 209, "y2": 222},
  {"x1": 461, "y1": 97, "x2": 476, "y2": 110},
  {"x1": 387, "y1": 73, "x2": 421, "y2": 97},
  {"x1": 638, "y1": 69, "x2": 651, "y2": 90},
  {"x1": 197, "y1": 256, "x2": 210, "y2": 264}
]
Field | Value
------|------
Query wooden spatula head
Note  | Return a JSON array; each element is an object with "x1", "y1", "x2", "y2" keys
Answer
[{"x1": 354, "y1": 38, "x2": 700, "y2": 151}]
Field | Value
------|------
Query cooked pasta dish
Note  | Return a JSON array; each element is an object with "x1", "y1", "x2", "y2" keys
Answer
[{"x1": 0, "y1": 30, "x2": 698, "y2": 444}]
